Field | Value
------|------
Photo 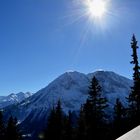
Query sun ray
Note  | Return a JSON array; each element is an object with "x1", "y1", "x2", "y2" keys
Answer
[{"x1": 58, "y1": 0, "x2": 114, "y2": 68}]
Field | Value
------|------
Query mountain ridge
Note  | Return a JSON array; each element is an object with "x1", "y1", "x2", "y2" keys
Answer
[
  {"x1": 3, "y1": 70, "x2": 133, "y2": 139},
  {"x1": 3, "y1": 70, "x2": 132, "y2": 117},
  {"x1": 0, "y1": 92, "x2": 33, "y2": 108}
]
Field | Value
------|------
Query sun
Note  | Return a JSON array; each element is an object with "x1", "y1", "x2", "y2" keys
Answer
[{"x1": 86, "y1": 0, "x2": 107, "y2": 19}]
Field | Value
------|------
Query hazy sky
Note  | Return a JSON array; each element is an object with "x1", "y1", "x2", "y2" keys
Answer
[{"x1": 0, "y1": 0, "x2": 140, "y2": 95}]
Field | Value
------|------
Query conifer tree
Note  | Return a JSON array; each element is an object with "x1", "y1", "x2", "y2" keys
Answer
[
  {"x1": 44, "y1": 107, "x2": 56, "y2": 140},
  {"x1": 5, "y1": 116, "x2": 21, "y2": 140},
  {"x1": 44, "y1": 100, "x2": 64, "y2": 140},
  {"x1": 88, "y1": 77, "x2": 108, "y2": 121},
  {"x1": 82, "y1": 99, "x2": 93, "y2": 140},
  {"x1": 127, "y1": 34, "x2": 140, "y2": 127},
  {"x1": 83, "y1": 76, "x2": 108, "y2": 140},
  {"x1": 55, "y1": 100, "x2": 63, "y2": 140},
  {"x1": 0, "y1": 111, "x2": 5, "y2": 140},
  {"x1": 113, "y1": 98, "x2": 126, "y2": 139},
  {"x1": 63, "y1": 111, "x2": 73, "y2": 140},
  {"x1": 76, "y1": 106, "x2": 86, "y2": 140}
]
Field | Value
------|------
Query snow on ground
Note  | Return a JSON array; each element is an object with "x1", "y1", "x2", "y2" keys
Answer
[{"x1": 116, "y1": 126, "x2": 140, "y2": 140}]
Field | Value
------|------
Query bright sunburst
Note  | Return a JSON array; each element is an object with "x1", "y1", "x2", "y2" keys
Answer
[{"x1": 86, "y1": 0, "x2": 107, "y2": 19}]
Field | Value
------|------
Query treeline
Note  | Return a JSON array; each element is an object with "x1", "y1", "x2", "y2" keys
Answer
[
  {"x1": 41, "y1": 35, "x2": 140, "y2": 140},
  {"x1": 42, "y1": 77, "x2": 109, "y2": 140},
  {"x1": 41, "y1": 77, "x2": 123, "y2": 140},
  {"x1": 0, "y1": 112, "x2": 21, "y2": 140},
  {"x1": 0, "y1": 35, "x2": 140, "y2": 140}
]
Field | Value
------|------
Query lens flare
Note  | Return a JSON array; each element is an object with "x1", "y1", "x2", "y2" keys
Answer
[{"x1": 86, "y1": 0, "x2": 107, "y2": 19}]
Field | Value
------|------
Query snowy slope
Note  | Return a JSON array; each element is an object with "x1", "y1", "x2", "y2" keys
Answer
[
  {"x1": 0, "y1": 92, "x2": 33, "y2": 108},
  {"x1": 116, "y1": 125, "x2": 140, "y2": 140},
  {"x1": 4, "y1": 71, "x2": 132, "y2": 120},
  {"x1": 23, "y1": 71, "x2": 90, "y2": 112},
  {"x1": 88, "y1": 71, "x2": 132, "y2": 107},
  {"x1": 3, "y1": 70, "x2": 132, "y2": 138}
]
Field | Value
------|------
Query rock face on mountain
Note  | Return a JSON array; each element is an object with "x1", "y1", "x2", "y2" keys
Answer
[
  {"x1": 0, "y1": 92, "x2": 32, "y2": 108},
  {"x1": 3, "y1": 70, "x2": 132, "y2": 139}
]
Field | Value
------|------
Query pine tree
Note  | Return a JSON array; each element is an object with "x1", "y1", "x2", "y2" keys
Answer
[
  {"x1": 113, "y1": 98, "x2": 126, "y2": 139},
  {"x1": 88, "y1": 77, "x2": 108, "y2": 121},
  {"x1": 44, "y1": 100, "x2": 64, "y2": 140},
  {"x1": 83, "y1": 76, "x2": 108, "y2": 140},
  {"x1": 5, "y1": 116, "x2": 22, "y2": 140},
  {"x1": 130, "y1": 34, "x2": 140, "y2": 82},
  {"x1": 127, "y1": 34, "x2": 140, "y2": 127},
  {"x1": 63, "y1": 111, "x2": 73, "y2": 140},
  {"x1": 0, "y1": 111, "x2": 5, "y2": 140},
  {"x1": 43, "y1": 107, "x2": 56, "y2": 140},
  {"x1": 55, "y1": 100, "x2": 63, "y2": 140},
  {"x1": 76, "y1": 106, "x2": 86, "y2": 140}
]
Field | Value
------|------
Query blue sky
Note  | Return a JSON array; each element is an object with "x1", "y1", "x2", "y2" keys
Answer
[{"x1": 0, "y1": 0, "x2": 140, "y2": 95}]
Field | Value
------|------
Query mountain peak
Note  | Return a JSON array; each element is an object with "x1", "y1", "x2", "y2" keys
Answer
[
  {"x1": 3, "y1": 70, "x2": 133, "y2": 136},
  {"x1": 61, "y1": 71, "x2": 85, "y2": 77},
  {"x1": 0, "y1": 92, "x2": 33, "y2": 108},
  {"x1": 20, "y1": 70, "x2": 132, "y2": 112}
]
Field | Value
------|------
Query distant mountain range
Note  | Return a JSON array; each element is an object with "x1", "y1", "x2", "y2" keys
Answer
[
  {"x1": 2, "y1": 70, "x2": 133, "y2": 139},
  {"x1": 0, "y1": 92, "x2": 33, "y2": 108}
]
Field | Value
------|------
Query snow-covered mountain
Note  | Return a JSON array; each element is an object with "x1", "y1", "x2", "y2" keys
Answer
[
  {"x1": 3, "y1": 70, "x2": 132, "y2": 139},
  {"x1": 25, "y1": 70, "x2": 131, "y2": 112},
  {"x1": 0, "y1": 92, "x2": 33, "y2": 108}
]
